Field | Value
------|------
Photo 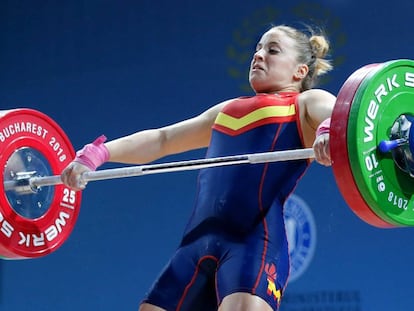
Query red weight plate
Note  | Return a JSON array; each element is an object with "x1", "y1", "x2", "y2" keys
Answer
[
  {"x1": 0, "y1": 109, "x2": 81, "y2": 259},
  {"x1": 330, "y1": 64, "x2": 397, "y2": 228}
]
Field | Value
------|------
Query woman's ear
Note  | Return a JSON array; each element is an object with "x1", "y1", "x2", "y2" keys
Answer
[{"x1": 294, "y1": 64, "x2": 309, "y2": 80}]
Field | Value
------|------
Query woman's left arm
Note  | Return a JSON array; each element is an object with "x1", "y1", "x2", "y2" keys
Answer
[
  {"x1": 300, "y1": 89, "x2": 336, "y2": 129},
  {"x1": 299, "y1": 89, "x2": 337, "y2": 166}
]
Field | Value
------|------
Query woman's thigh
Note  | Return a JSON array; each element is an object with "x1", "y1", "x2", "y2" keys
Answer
[{"x1": 219, "y1": 293, "x2": 273, "y2": 311}]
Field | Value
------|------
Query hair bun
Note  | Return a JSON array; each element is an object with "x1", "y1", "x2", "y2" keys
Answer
[{"x1": 310, "y1": 35, "x2": 332, "y2": 76}]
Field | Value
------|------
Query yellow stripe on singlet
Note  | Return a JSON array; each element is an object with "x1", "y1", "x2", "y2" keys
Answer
[{"x1": 214, "y1": 105, "x2": 296, "y2": 131}]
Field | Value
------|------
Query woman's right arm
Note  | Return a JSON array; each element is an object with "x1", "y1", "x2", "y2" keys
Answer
[
  {"x1": 106, "y1": 101, "x2": 229, "y2": 164},
  {"x1": 61, "y1": 101, "x2": 229, "y2": 190}
]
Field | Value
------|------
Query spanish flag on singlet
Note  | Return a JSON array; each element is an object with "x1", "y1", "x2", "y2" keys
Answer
[{"x1": 212, "y1": 93, "x2": 298, "y2": 136}]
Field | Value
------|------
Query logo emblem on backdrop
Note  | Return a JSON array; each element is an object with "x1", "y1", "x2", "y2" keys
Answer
[
  {"x1": 283, "y1": 194, "x2": 317, "y2": 282},
  {"x1": 226, "y1": 2, "x2": 347, "y2": 92}
]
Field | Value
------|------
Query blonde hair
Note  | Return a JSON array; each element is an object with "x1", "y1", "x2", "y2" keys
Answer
[{"x1": 274, "y1": 25, "x2": 333, "y2": 91}]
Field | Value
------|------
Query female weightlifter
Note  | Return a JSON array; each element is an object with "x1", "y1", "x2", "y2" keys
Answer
[{"x1": 61, "y1": 24, "x2": 335, "y2": 311}]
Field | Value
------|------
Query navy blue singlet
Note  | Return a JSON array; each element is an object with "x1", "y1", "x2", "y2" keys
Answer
[{"x1": 143, "y1": 93, "x2": 311, "y2": 311}]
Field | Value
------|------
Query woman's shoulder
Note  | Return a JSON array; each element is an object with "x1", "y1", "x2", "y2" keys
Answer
[
  {"x1": 299, "y1": 88, "x2": 336, "y2": 101},
  {"x1": 298, "y1": 89, "x2": 336, "y2": 112}
]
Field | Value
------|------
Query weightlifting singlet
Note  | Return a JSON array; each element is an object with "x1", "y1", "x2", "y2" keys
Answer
[{"x1": 142, "y1": 92, "x2": 311, "y2": 311}]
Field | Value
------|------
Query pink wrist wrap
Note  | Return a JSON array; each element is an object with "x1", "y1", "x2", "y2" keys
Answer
[
  {"x1": 316, "y1": 118, "x2": 331, "y2": 136},
  {"x1": 74, "y1": 135, "x2": 110, "y2": 171}
]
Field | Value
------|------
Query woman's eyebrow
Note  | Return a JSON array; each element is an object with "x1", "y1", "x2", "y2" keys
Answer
[{"x1": 268, "y1": 40, "x2": 282, "y2": 46}]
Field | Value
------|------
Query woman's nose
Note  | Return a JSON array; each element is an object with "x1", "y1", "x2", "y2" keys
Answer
[{"x1": 253, "y1": 49, "x2": 265, "y2": 60}]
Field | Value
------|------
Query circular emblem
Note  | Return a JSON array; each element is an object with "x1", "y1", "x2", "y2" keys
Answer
[{"x1": 283, "y1": 194, "x2": 316, "y2": 282}]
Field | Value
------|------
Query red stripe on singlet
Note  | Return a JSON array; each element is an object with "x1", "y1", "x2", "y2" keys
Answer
[
  {"x1": 252, "y1": 123, "x2": 283, "y2": 293},
  {"x1": 176, "y1": 255, "x2": 219, "y2": 311}
]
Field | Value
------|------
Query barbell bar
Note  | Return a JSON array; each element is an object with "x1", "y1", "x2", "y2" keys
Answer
[{"x1": 4, "y1": 148, "x2": 316, "y2": 193}]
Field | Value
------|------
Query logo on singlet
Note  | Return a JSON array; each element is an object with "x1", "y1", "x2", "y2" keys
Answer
[
  {"x1": 283, "y1": 194, "x2": 317, "y2": 282},
  {"x1": 265, "y1": 262, "x2": 282, "y2": 305}
]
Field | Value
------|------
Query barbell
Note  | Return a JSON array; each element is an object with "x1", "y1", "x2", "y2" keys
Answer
[{"x1": 1, "y1": 59, "x2": 414, "y2": 260}]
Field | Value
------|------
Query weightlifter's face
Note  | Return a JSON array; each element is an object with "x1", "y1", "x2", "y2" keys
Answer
[{"x1": 249, "y1": 28, "x2": 303, "y2": 93}]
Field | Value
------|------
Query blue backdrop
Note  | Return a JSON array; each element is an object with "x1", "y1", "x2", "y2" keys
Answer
[{"x1": 1, "y1": 1, "x2": 414, "y2": 310}]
